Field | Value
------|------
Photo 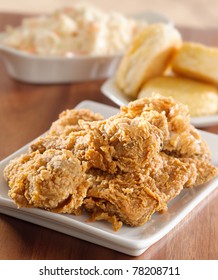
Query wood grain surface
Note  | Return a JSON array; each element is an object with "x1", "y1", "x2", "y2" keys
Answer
[{"x1": 0, "y1": 13, "x2": 217, "y2": 260}]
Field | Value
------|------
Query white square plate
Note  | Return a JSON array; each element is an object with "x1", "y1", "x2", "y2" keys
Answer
[
  {"x1": 101, "y1": 78, "x2": 218, "y2": 128},
  {"x1": 0, "y1": 100, "x2": 218, "y2": 256}
]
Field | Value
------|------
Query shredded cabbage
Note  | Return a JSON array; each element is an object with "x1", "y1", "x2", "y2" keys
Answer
[{"x1": 2, "y1": 3, "x2": 147, "y2": 56}]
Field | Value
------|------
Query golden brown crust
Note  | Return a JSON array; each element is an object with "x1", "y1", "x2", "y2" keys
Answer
[
  {"x1": 84, "y1": 153, "x2": 197, "y2": 229},
  {"x1": 4, "y1": 149, "x2": 89, "y2": 213},
  {"x1": 49, "y1": 108, "x2": 103, "y2": 136}
]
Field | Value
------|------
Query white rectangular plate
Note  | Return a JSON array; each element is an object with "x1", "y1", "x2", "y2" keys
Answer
[
  {"x1": 101, "y1": 78, "x2": 218, "y2": 128},
  {"x1": 0, "y1": 100, "x2": 218, "y2": 256}
]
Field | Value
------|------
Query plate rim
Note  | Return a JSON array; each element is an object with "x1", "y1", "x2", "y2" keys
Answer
[{"x1": 101, "y1": 77, "x2": 218, "y2": 128}]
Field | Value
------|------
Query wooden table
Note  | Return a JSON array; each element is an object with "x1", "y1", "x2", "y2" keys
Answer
[{"x1": 0, "y1": 13, "x2": 217, "y2": 260}]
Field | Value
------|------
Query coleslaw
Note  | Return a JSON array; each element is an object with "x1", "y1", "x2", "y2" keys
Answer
[{"x1": 1, "y1": 3, "x2": 147, "y2": 57}]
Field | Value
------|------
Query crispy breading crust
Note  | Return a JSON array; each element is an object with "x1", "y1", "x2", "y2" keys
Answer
[
  {"x1": 49, "y1": 108, "x2": 103, "y2": 136},
  {"x1": 4, "y1": 149, "x2": 89, "y2": 214},
  {"x1": 84, "y1": 153, "x2": 197, "y2": 230}
]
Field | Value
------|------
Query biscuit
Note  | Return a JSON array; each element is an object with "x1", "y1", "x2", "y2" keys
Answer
[
  {"x1": 138, "y1": 76, "x2": 218, "y2": 116},
  {"x1": 172, "y1": 42, "x2": 218, "y2": 86},
  {"x1": 115, "y1": 23, "x2": 182, "y2": 98}
]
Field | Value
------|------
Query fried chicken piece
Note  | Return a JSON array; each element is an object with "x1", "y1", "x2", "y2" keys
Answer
[
  {"x1": 4, "y1": 149, "x2": 90, "y2": 214},
  {"x1": 121, "y1": 95, "x2": 211, "y2": 160},
  {"x1": 72, "y1": 113, "x2": 167, "y2": 173},
  {"x1": 84, "y1": 153, "x2": 198, "y2": 230},
  {"x1": 181, "y1": 158, "x2": 218, "y2": 187},
  {"x1": 30, "y1": 108, "x2": 103, "y2": 153},
  {"x1": 30, "y1": 134, "x2": 77, "y2": 154},
  {"x1": 49, "y1": 108, "x2": 103, "y2": 136},
  {"x1": 31, "y1": 110, "x2": 168, "y2": 173}
]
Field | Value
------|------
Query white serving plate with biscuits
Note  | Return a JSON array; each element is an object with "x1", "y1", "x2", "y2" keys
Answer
[
  {"x1": 101, "y1": 78, "x2": 218, "y2": 128},
  {"x1": 0, "y1": 100, "x2": 218, "y2": 256}
]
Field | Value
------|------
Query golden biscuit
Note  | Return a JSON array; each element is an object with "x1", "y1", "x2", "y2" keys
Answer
[
  {"x1": 115, "y1": 23, "x2": 182, "y2": 98},
  {"x1": 172, "y1": 42, "x2": 218, "y2": 86},
  {"x1": 138, "y1": 76, "x2": 218, "y2": 116}
]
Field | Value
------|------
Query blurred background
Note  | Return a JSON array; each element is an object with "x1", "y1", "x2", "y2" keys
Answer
[{"x1": 0, "y1": 0, "x2": 217, "y2": 28}]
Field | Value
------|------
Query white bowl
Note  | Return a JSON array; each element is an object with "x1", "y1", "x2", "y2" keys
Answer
[
  {"x1": 0, "y1": 11, "x2": 172, "y2": 84},
  {"x1": 0, "y1": 43, "x2": 122, "y2": 84}
]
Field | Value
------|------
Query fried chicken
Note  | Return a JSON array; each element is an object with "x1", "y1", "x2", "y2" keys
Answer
[
  {"x1": 4, "y1": 96, "x2": 218, "y2": 231},
  {"x1": 31, "y1": 96, "x2": 211, "y2": 171},
  {"x1": 4, "y1": 149, "x2": 89, "y2": 214},
  {"x1": 49, "y1": 108, "x2": 103, "y2": 136},
  {"x1": 84, "y1": 153, "x2": 196, "y2": 230},
  {"x1": 121, "y1": 95, "x2": 211, "y2": 160},
  {"x1": 31, "y1": 104, "x2": 168, "y2": 173}
]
